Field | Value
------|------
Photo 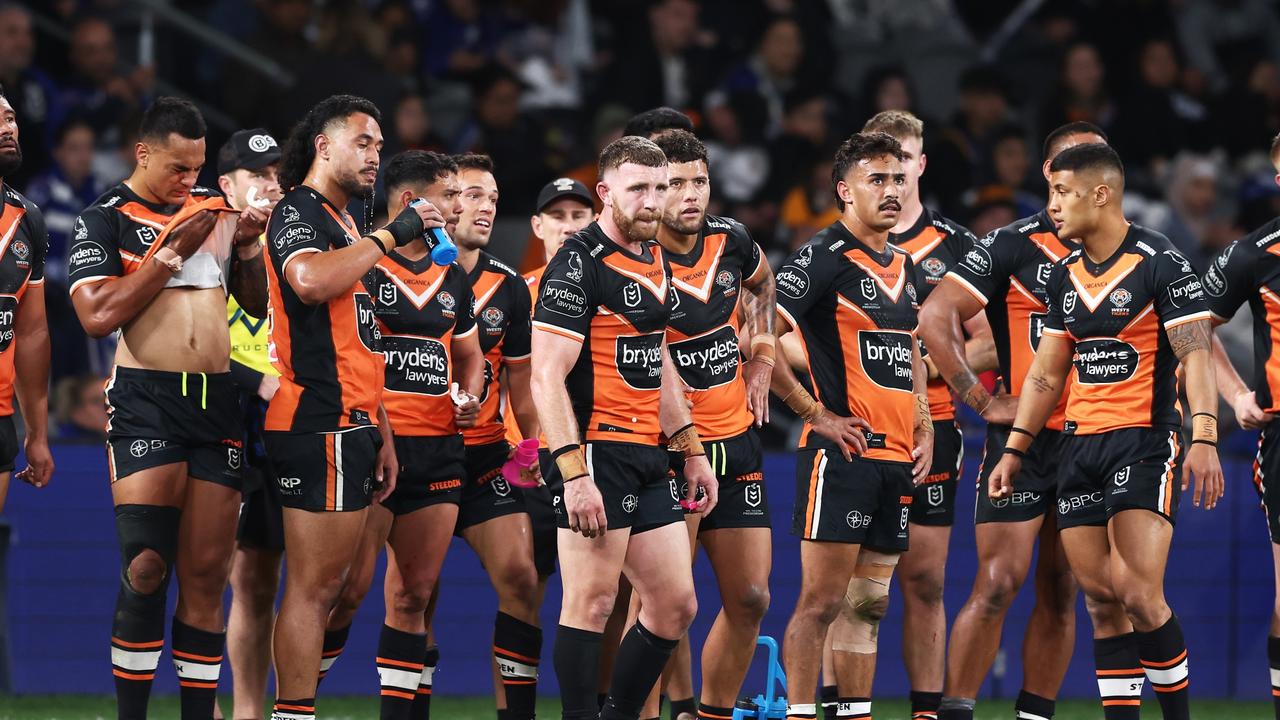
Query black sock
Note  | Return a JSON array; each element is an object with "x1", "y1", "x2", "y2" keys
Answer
[
  {"x1": 1094, "y1": 633, "x2": 1143, "y2": 719},
  {"x1": 598, "y1": 693, "x2": 610, "y2": 710},
  {"x1": 377, "y1": 625, "x2": 426, "y2": 720},
  {"x1": 409, "y1": 645, "x2": 438, "y2": 720},
  {"x1": 696, "y1": 704, "x2": 732, "y2": 720},
  {"x1": 318, "y1": 624, "x2": 350, "y2": 684},
  {"x1": 272, "y1": 697, "x2": 316, "y2": 720},
  {"x1": 937, "y1": 696, "x2": 975, "y2": 720},
  {"x1": 909, "y1": 690, "x2": 941, "y2": 719},
  {"x1": 1269, "y1": 636, "x2": 1280, "y2": 720},
  {"x1": 111, "y1": 578, "x2": 167, "y2": 720},
  {"x1": 836, "y1": 697, "x2": 870, "y2": 719},
  {"x1": 820, "y1": 685, "x2": 838, "y2": 720},
  {"x1": 556, "y1": 625, "x2": 604, "y2": 720},
  {"x1": 1014, "y1": 690, "x2": 1055, "y2": 720},
  {"x1": 494, "y1": 612, "x2": 542, "y2": 720},
  {"x1": 1138, "y1": 615, "x2": 1190, "y2": 720},
  {"x1": 601, "y1": 622, "x2": 679, "y2": 720},
  {"x1": 670, "y1": 696, "x2": 696, "y2": 719},
  {"x1": 172, "y1": 618, "x2": 223, "y2": 719}
]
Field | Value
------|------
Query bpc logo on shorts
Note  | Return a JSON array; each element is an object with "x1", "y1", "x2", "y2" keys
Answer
[
  {"x1": 845, "y1": 510, "x2": 870, "y2": 529},
  {"x1": 130, "y1": 440, "x2": 149, "y2": 458},
  {"x1": 621, "y1": 494, "x2": 638, "y2": 513}
]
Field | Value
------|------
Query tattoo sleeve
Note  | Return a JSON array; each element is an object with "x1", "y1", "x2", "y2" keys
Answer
[
  {"x1": 742, "y1": 265, "x2": 776, "y2": 340},
  {"x1": 1168, "y1": 319, "x2": 1212, "y2": 360}
]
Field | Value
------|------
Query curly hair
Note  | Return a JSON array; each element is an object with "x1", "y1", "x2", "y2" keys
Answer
[
  {"x1": 653, "y1": 129, "x2": 707, "y2": 165},
  {"x1": 831, "y1": 132, "x2": 907, "y2": 210},
  {"x1": 278, "y1": 94, "x2": 381, "y2": 191}
]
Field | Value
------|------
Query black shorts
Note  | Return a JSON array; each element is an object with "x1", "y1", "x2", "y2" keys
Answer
[
  {"x1": 911, "y1": 419, "x2": 962, "y2": 526},
  {"x1": 457, "y1": 440, "x2": 528, "y2": 532},
  {"x1": 0, "y1": 415, "x2": 15, "y2": 473},
  {"x1": 237, "y1": 462, "x2": 284, "y2": 552},
  {"x1": 106, "y1": 368, "x2": 244, "y2": 489},
  {"x1": 384, "y1": 435, "x2": 465, "y2": 516},
  {"x1": 525, "y1": 449, "x2": 558, "y2": 577},
  {"x1": 1057, "y1": 427, "x2": 1183, "y2": 529},
  {"x1": 1254, "y1": 419, "x2": 1280, "y2": 544},
  {"x1": 670, "y1": 430, "x2": 770, "y2": 532},
  {"x1": 974, "y1": 426, "x2": 1066, "y2": 524},
  {"x1": 265, "y1": 426, "x2": 382, "y2": 512},
  {"x1": 791, "y1": 448, "x2": 912, "y2": 551},
  {"x1": 547, "y1": 441, "x2": 680, "y2": 533}
]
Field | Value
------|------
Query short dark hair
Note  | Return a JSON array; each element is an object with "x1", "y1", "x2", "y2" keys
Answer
[
  {"x1": 0, "y1": 82, "x2": 5, "y2": 99},
  {"x1": 453, "y1": 153, "x2": 494, "y2": 173},
  {"x1": 1042, "y1": 121, "x2": 1108, "y2": 162},
  {"x1": 831, "y1": 132, "x2": 907, "y2": 210},
  {"x1": 652, "y1": 129, "x2": 706, "y2": 165},
  {"x1": 278, "y1": 94, "x2": 381, "y2": 190},
  {"x1": 138, "y1": 97, "x2": 206, "y2": 144},
  {"x1": 1048, "y1": 142, "x2": 1124, "y2": 180},
  {"x1": 1269, "y1": 131, "x2": 1280, "y2": 166},
  {"x1": 384, "y1": 150, "x2": 457, "y2": 195},
  {"x1": 623, "y1": 107, "x2": 693, "y2": 139},
  {"x1": 54, "y1": 116, "x2": 94, "y2": 147},
  {"x1": 598, "y1": 135, "x2": 666, "y2": 179}
]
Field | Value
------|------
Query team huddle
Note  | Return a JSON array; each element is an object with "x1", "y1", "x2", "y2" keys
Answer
[{"x1": 0, "y1": 79, "x2": 1277, "y2": 720}]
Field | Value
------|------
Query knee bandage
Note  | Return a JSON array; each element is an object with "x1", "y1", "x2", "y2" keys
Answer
[
  {"x1": 831, "y1": 551, "x2": 899, "y2": 654},
  {"x1": 114, "y1": 505, "x2": 181, "y2": 620}
]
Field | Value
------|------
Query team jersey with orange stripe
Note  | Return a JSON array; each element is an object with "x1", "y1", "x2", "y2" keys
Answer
[
  {"x1": 1202, "y1": 218, "x2": 1280, "y2": 412},
  {"x1": 666, "y1": 214, "x2": 764, "y2": 441},
  {"x1": 0, "y1": 186, "x2": 47, "y2": 416},
  {"x1": 1043, "y1": 225, "x2": 1210, "y2": 435},
  {"x1": 947, "y1": 210, "x2": 1076, "y2": 430},
  {"x1": 532, "y1": 222, "x2": 671, "y2": 446},
  {"x1": 462, "y1": 251, "x2": 531, "y2": 446},
  {"x1": 264, "y1": 186, "x2": 385, "y2": 432},
  {"x1": 68, "y1": 182, "x2": 222, "y2": 296},
  {"x1": 775, "y1": 222, "x2": 920, "y2": 464},
  {"x1": 889, "y1": 207, "x2": 975, "y2": 421}
]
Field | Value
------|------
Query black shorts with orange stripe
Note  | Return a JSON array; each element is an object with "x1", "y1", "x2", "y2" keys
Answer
[
  {"x1": 975, "y1": 425, "x2": 1065, "y2": 524},
  {"x1": 384, "y1": 434, "x2": 464, "y2": 516},
  {"x1": 105, "y1": 368, "x2": 244, "y2": 488},
  {"x1": 910, "y1": 419, "x2": 962, "y2": 526},
  {"x1": 1253, "y1": 418, "x2": 1280, "y2": 543},
  {"x1": 791, "y1": 449, "x2": 912, "y2": 551},
  {"x1": 457, "y1": 440, "x2": 528, "y2": 532},
  {"x1": 1056, "y1": 427, "x2": 1184, "y2": 529},
  {"x1": 265, "y1": 426, "x2": 382, "y2": 512},
  {"x1": 546, "y1": 441, "x2": 680, "y2": 532}
]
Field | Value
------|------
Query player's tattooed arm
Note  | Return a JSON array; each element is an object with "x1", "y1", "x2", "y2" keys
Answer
[
  {"x1": 1168, "y1": 318, "x2": 1212, "y2": 360},
  {"x1": 228, "y1": 250, "x2": 268, "y2": 318},
  {"x1": 918, "y1": 277, "x2": 991, "y2": 413},
  {"x1": 1175, "y1": 318, "x2": 1225, "y2": 508},
  {"x1": 741, "y1": 261, "x2": 777, "y2": 342},
  {"x1": 1006, "y1": 332, "x2": 1074, "y2": 446}
]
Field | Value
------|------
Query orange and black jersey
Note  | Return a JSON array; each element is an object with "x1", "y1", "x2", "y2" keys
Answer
[
  {"x1": 1044, "y1": 225, "x2": 1211, "y2": 435},
  {"x1": 463, "y1": 251, "x2": 531, "y2": 446},
  {"x1": 533, "y1": 222, "x2": 671, "y2": 446},
  {"x1": 365, "y1": 253, "x2": 476, "y2": 437},
  {"x1": 0, "y1": 185, "x2": 47, "y2": 415},
  {"x1": 68, "y1": 182, "x2": 221, "y2": 296},
  {"x1": 666, "y1": 214, "x2": 765, "y2": 441},
  {"x1": 776, "y1": 222, "x2": 920, "y2": 464},
  {"x1": 1203, "y1": 218, "x2": 1280, "y2": 413},
  {"x1": 948, "y1": 210, "x2": 1077, "y2": 430},
  {"x1": 889, "y1": 207, "x2": 975, "y2": 421},
  {"x1": 264, "y1": 186, "x2": 385, "y2": 433}
]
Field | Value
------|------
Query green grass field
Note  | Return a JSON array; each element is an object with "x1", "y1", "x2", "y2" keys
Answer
[{"x1": 0, "y1": 696, "x2": 1271, "y2": 719}]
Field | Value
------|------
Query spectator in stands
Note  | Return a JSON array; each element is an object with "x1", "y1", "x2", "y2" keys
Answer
[
  {"x1": 722, "y1": 14, "x2": 806, "y2": 133},
  {"x1": 503, "y1": 0, "x2": 594, "y2": 111},
  {"x1": 52, "y1": 375, "x2": 107, "y2": 442},
  {"x1": 928, "y1": 65, "x2": 1012, "y2": 216},
  {"x1": 1038, "y1": 42, "x2": 1115, "y2": 136},
  {"x1": 763, "y1": 89, "x2": 828, "y2": 204},
  {"x1": 418, "y1": 0, "x2": 506, "y2": 81},
  {"x1": 603, "y1": 0, "x2": 717, "y2": 115},
  {"x1": 703, "y1": 90, "x2": 771, "y2": 209},
  {"x1": 1114, "y1": 37, "x2": 1210, "y2": 182},
  {"x1": 60, "y1": 17, "x2": 151, "y2": 157},
  {"x1": 222, "y1": 0, "x2": 319, "y2": 129},
  {"x1": 386, "y1": 93, "x2": 447, "y2": 157},
  {"x1": 965, "y1": 193, "x2": 1018, "y2": 239},
  {"x1": 454, "y1": 65, "x2": 551, "y2": 215},
  {"x1": 1174, "y1": 0, "x2": 1280, "y2": 93},
  {"x1": 22, "y1": 118, "x2": 102, "y2": 286},
  {"x1": 1213, "y1": 57, "x2": 1280, "y2": 160},
  {"x1": 964, "y1": 124, "x2": 1040, "y2": 219},
  {"x1": 1149, "y1": 152, "x2": 1234, "y2": 267},
  {"x1": 860, "y1": 64, "x2": 917, "y2": 117},
  {"x1": 0, "y1": 2, "x2": 63, "y2": 187},
  {"x1": 777, "y1": 158, "x2": 839, "y2": 253}
]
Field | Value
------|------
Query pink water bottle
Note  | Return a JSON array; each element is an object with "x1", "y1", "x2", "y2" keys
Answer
[{"x1": 503, "y1": 439, "x2": 541, "y2": 488}]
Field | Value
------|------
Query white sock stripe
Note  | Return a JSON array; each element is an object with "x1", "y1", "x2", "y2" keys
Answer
[
  {"x1": 271, "y1": 713, "x2": 314, "y2": 720},
  {"x1": 836, "y1": 701, "x2": 871, "y2": 717},
  {"x1": 173, "y1": 659, "x2": 222, "y2": 681},
  {"x1": 1144, "y1": 659, "x2": 1189, "y2": 685},
  {"x1": 1271, "y1": 667, "x2": 1280, "y2": 687},
  {"x1": 785, "y1": 704, "x2": 816, "y2": 715},
  {"x1": 378, "y1": 666, "x2": 422, "y2": 691},
  {"x1": 1016, "y1": 713, "x2": 1051, "y2": 720},
  {"x1": 111, "y1": 647, "x2": 162, "y2": 672},
  {"x1": 319, "y1": 655, "x2": 339, "y2": 673},
  {"x1": 419, "y1": 665, "x2": 436, "y2": 685},
  {"x1": 496, "y1": 656, "x2": 539, "y2": 679},
  {"x1": 1097, "y1": 677, "x2": 1145, "y2": 697}
]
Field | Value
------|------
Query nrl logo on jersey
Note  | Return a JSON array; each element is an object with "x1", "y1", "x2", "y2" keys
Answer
[
  {"x1": 1063, "y1": 290, "x2": 1078, "y2": 314},
  {"x1": 795, "y1": 245, "x2": 813, "y2": 267},
  {"x1": 624, "y1": 282, "x2": 642, "y2": 307},
  {"x1": 861, "y1": 277, "x2": 877, "y2": 300},
  {"x1": 1036, "y1": 262, "x2": 1053, "y2": 286}
]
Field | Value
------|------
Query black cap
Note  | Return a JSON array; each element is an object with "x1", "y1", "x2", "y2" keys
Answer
[
  {"x1": 535, "y1": 177, "x2": 593, "y2": 213},
  {"x1": 217, "y1": 129, "x2": 281, "y2": 175}
]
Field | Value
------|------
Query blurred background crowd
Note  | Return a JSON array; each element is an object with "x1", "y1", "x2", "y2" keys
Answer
[{"x1": 4, "y1": 0, "x2": 1280, "y2": 446}]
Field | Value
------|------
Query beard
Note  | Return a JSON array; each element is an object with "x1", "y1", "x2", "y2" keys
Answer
[
  {"x1": 613, "y1": 204, "x2": 659, "y2": 243},
  {"x1": 662, "y1": 208, "x2": 704, "y2": 235},
  {"x1": 0, "y1": 145, "x2": 22, "y2": 179},
  {"x1": 335, "y1": 164, "x2": 375, "y2": 198}
]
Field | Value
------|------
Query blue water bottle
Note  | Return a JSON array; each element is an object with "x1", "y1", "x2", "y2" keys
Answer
[{"x1": 427, "y1": 226, "x2": 457, "y2": 265}]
